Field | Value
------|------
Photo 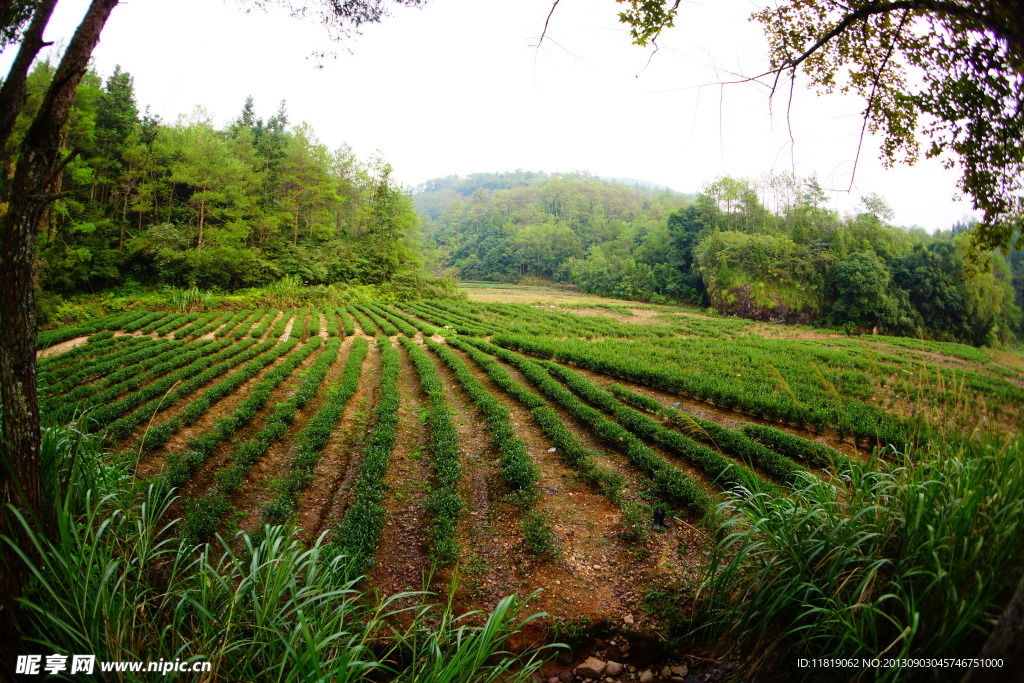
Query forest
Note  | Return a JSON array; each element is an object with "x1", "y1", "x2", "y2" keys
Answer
[
  {"x1": 17, "y1": 61, "x2": 451, "y2": 326},
  {"x1": 20, "y1": 57, "x2": 1024, "y2": 349},
  {"x1": 418, "y1": 172, "x2": 1024, "y2": 346}
]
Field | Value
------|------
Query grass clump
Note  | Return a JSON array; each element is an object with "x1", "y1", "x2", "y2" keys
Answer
[
  {"x1": 695, "y1": 435, "x2": 1024, "y2": 679},
  {"x1": 3, "y1": 419, "x2": 559, "y2": 681}
]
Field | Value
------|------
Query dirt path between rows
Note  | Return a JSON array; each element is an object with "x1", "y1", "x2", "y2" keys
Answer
[
  {"x1": 426, "y1": 346, "x2": 526, "y2": 606},
  {"x1": 233, "y1": 338, "x2": 356, "y2": 535},
  {"x1": 367, "y1": 341, "x2": 434, "y2": 595},
  {"x1": 120, "y1": 340, "x2": 266, "y2": 451},
  {"x1": 441, "y1": 343, "x2": 707, "y2": 634},
  {"x1": 299, "y1": 342, "x2": 382, "y2": 544}
]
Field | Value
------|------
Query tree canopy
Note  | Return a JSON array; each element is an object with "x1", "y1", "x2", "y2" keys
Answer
[{"x1": 612, "y1": 0, "x2": 1024, "y2": 261}]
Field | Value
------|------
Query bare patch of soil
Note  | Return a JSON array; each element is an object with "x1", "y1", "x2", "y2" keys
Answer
[{"x1": 37, "y1": 336, "x2": 90, "y2": 359}]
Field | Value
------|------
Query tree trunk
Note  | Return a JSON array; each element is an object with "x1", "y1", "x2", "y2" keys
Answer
[
  {"x1": 198, "y1": 197, "x2": 206, "y2": 249},
  {"x1": 0, "y1": 0, "x2": 119, "y2": 627},
  {"x1": 0, "y1": 0, "x2": 59, "y2": 156},
  {"x1": 962, "y1": 572, "x2": 1024, "y2": 683}
]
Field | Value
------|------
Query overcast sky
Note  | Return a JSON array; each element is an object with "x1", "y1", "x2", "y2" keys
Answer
[{"x1": 13, "y1": 0, "x2": 978, "y2": 229}]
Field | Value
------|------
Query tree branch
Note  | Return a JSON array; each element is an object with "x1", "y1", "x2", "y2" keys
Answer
[
  {"x1": 778, "y1": 0, "x2": 1005, "y2": 74},
  {"x1": 537, "y1": 0, "x2": 561, "y2": 47}
]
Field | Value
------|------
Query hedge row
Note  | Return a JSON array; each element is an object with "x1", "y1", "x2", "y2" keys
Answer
[
  {"x1": 173, "y1": 311, "x2": 222, "y2": 340},
  {"x1": 183, "y1": 338, "x2": 343, "y2": 543},
  {"x1": 347, "y1": 305, "x2": 379, "y2": 336},
  {"x1": 213, "y1": 310, "x2": 252, "y2": 338},
  {"x1": 48, "y1": 338, "x2": 187, "y2": 407},
  {"x1": 324, "y1": 308, "x2": 340, "y2": 337},
  {"x1": 261, "y1": 337, "x2": 369, "y2": 525},
  {"x1": 86, "y1": 339, "x2": 226, "y2": 411},
  {"x1": 445, "y1": 336, "x2": 623, "y2": 502},
  {"x1": 152, "y1": 313, "x2": 200, "y2": 337},
  {"x1": 742, "y1": 423, "x2": 852, "y2": 473},
  {"x1": 368, "y1": 304, "x2": 418, "y2": 337},
  {"x1": 462, "y1": 338, "x2": 714, "y2": 518},
  {"x1": 38, "y1": 334, "x2": 136, "y2": 374},
  {"x1": 269, "y1": 309, "x2": 294, "y2": 338},
  {"x1": 425, "y1": 339, "x2": 539, "y2": 497},
  {"x1": 379, "y1": 304, "x2": 438, "y2": 336},
  {"x1": 337, "y1": 309, "x2": 356, "y2": 336},
  {"x1": 355, "y1": 304, "x2": 399, "y2": 336},
  {"x1": 106, "y1": 338, "x2": 268, "y2": 442},
  {"x1": 229, "y1": 310, "x2": 262, "y2": 339},
  {"x1": 331, "y1": 337, "x2": 401, "y2": 575},
  {"x1": 36, "y1": 311, "x2": 148, "y2": 349},
  {"x1": 86, "y1": 339, "x2": 240, "y2": 430},
  {"x1": 120, "y1": 312, "x2": 165, "y2": 332},
  {"x1": 139, "y1": 339, "x2": 294, "y2": 452},
  {"x1": 607, "y1": 384, "x2": 809, "y2": 485},
  {"x1": 400, "y1": 337, "x2": 464, "y2": 564},
  {"x1": 541, "y1": 361, "x2": 767, "y2": 494},
  {"x1": 40, "y1": 336, "x2": 160, "y2": 392},
  {"x1": 248, "y1": 311, "x2": 276, "y2": 338},
  {"x1": 307, "y1": 309, "x2": 322, "y2": 338},
  {"x1": 161, "y1": 337, "x2": 323, "y2": 488},
  {"x1": 400, "y1": 302, "x2": 489, "y2": 336}
]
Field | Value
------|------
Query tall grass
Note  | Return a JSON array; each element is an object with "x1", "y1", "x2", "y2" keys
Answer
[
  {"x1": 695, "y1": 435, "x2": 1024, "y2": 679},
  {"x1": 3, "y1": 418, "x2": 559, "y2": 681},
  {"x1": 168, "y1": 285, "x2": 213, "y2": 313}
]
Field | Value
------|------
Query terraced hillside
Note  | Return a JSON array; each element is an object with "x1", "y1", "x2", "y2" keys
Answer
[{"x1": 37, "y1": 300, "x2": 1024, "y2": 642}]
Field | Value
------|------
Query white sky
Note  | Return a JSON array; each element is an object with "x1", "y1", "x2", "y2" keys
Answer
[{"x1": 11, "y1": 0, "x2": 978, "y2": 229}]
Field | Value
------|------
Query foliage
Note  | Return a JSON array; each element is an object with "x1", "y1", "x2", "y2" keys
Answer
[
  {"x1": 2, "y1": 417, "x2": 556, "y2": 681},
  {"x1": 615, "y1": 0, "x2": 1024, "y2": 259},
  {"x1": 696, "y1": 436, "x2": 1024, "y2": 678},
  {"x1": 19, "y1": 64, "x2": 446, "y2": 302}
]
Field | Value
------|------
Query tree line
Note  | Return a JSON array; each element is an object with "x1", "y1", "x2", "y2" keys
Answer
[
  {"x1": 418, "y1": 172, "x2": 1023, "y2": 346},
  {"x1": 18, "y1": 62, "x2": 429, "y2": 321}
]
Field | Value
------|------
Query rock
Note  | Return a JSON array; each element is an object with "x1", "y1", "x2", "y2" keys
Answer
[
  {"x1": 575, "y1": 657, "x2": 606, "y2": 679},
  {"x1": 670, "y1": 678, "x2": 685, "y2": 683},
  {"x1": 604, "y1": 661, "x2": 624, "y2": 676},
  {"x1": 547, "y1": 678, "x2": 560, "y2": 683},
  {"x1": 661, "y1": 666, "x2": 673, "y2": 678},
  {"x1": 638, "y1": 671, "x2": 655, "y2": 683},
  {"x1": 671, "y1": 665, "x2": 688, "y2": 677},
  {"x1": 683, "y1": 676, "x2": 702, "y2": 683},
  {"x1": 623, "y1": 613, "x2": 634, "y2": 625}
]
